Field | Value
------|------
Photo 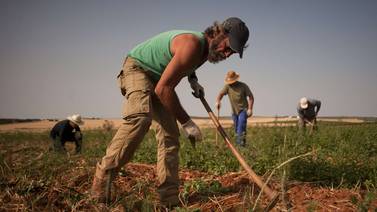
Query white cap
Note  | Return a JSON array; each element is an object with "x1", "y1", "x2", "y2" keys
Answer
[
  {"x1": 300, "y1": 97, "x2": 308, "y2": 109},
  {"x1": 67, "y1": 114, "x2": 84, "y2": 125}
]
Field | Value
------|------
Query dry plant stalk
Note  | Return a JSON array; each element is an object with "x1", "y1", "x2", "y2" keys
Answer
[{"x1": 252, "y1": 150, "x2": 314, "y2": 211}]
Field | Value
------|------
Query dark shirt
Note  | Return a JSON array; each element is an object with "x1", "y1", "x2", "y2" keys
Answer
[
  {"x1": 50, "y1": 120, "x2": 80, "y2": 142},
  {"x1": 219, "y1": 81, "x2": 253, "y2": 115},
  {"x1": 297, "y1": 99, "x2": 321, "y2": 119}
]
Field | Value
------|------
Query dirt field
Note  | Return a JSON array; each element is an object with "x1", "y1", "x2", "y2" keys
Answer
[
  {"x1": 108, "y1": 163, "x2": 377, "y2": 211},
  {"x1": 1, "y1": 117, "x2": 375, "y2": 211}
]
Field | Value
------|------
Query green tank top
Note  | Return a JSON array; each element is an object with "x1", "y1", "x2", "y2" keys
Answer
[{"x1": 127, "y1": 30, "x2": 205, "y2": 81}]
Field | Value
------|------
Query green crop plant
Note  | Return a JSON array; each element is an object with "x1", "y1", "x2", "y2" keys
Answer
[{"x1": 1, "y1": 122, "x2": 376, "y2": 211}]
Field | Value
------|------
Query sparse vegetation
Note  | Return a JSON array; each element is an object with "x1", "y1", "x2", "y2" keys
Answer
[
  {"x1": 0, "y1": 122, "x2": 376, "y2": 211},
  {"x1": 102, "y1": 120, "x2": 115, "y2": 132}
]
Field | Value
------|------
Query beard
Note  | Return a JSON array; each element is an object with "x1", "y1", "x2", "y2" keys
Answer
[{"x1": 207, "y1": 36, "x2": 227, "y2": 64}]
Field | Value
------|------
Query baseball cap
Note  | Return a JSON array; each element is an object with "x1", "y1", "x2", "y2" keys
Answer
[{"x1": 222, "y1": 17, "x2": 250, "y2": 58}]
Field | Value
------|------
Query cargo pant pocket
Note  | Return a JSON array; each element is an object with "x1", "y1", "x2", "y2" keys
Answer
[
  {"x1": 117, "y1": 57, "x2": 150, "y2": 96},
  {"x1": 122, "y1": 89, "x2": 152, "y2": 119},
  {"x1": 117, "y1": 70, "x2": 127, "y2": 96},
  {"x1": 119, "y1": 57, "x2": 154, "y2": 119}
]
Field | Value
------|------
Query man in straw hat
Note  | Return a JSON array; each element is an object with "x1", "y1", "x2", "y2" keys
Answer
[
  {"x1": 216, "y1": 70, "x2": 254, "y2": 147},
  {"x1": 49, "y1": 114, "x2": 84, "y2": 154},
  {"x1": 91, "y1": 17, "x2": 250, "y2": 207},
  {"x1": 297, "y1": 97, "x2": 321, "y2": 129}
]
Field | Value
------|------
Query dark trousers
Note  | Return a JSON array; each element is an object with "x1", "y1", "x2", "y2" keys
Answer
[
  {"x1": 298, "y1": 117, "x2": 317, "y2": 128},
  {"x1": 50, "y1": 133, "x2": 82, "y2": 153}
]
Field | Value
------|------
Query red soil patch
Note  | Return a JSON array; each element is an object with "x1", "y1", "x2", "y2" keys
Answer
[{"x1": 103, "y1": 163, "x2": 377, "y2": 211}]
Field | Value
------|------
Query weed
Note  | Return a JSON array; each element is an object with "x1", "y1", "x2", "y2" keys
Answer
[
  {"x1": 351, "y1": 192, "x2": 376, "y2": 212},
  {"x1": 306, "y1": 200, "x2": 318, "y2": 212},
  {"x1": 1, "y1": 122, "x2": 377, "y2": 210}
]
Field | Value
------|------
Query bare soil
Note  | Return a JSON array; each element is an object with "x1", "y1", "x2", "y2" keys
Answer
[
  {"x1": 1, "y1": 118, "x2": 375, "y2": 211},
  {"x1": 66, "y1": 163, "x2": 377, "y2": 211}
]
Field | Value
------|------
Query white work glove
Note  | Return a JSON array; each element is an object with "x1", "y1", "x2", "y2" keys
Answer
[
  {"x1": 189, "y1": 80, "x2": 204, "y2": 98},
  {"x1": 247, "y1": 109, "x2": 253, "y2": 117},
  {"x1": 182, "y1": 119, "x2": 203, "y2": 142},
  {"x1": 215, "y1": 101, "x2": 221, "y2": 110}
]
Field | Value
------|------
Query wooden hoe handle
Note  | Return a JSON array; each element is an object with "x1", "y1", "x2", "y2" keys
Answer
[{"x1": 199, "y1": 95, "x2": 278, "y2": 201}]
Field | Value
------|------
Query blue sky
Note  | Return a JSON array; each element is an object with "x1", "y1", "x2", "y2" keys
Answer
[{"x1": 1, "y1": 0, "x2": 376, "y2": 119}]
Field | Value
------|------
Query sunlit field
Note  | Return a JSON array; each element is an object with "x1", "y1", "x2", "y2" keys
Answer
[{"x1": 1, "y1": 121, "x2": 376, "y2": 211}]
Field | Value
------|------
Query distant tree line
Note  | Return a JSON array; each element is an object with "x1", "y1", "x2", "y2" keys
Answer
[{"x1": 0, "y1": 119, "x2": 41, "y2": 125}]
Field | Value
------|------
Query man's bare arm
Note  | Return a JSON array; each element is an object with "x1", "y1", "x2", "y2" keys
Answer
[
  {"x1": 247, "y1": 93, "x2": 254, "y2": 111},
  {"x1": 216, "y1": 93, "x2": 225, "y2": 104},
  {"x1": 154, "y1": 34, "x2": 202, "y2": 124}
]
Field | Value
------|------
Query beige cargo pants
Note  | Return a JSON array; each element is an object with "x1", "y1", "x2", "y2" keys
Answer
[{"x1": 95, "y1": 57, "x2": 180, "y2": 205}]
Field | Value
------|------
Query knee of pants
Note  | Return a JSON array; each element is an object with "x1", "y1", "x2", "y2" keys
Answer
[
  {"x1": 101, "y1": 114, "x2": 152, "y2": 169},
  {"x1": 124, "y1": 115, "x2": 153, "y2": 148},
  {"x1": 157, "y1": 133, "x2": 180, "y2": 151},
  {"x1": 155, "y1": 121, "x2": 180, "y2": 146},
  {"x1": 127, "y1": 114, "x2": 152, "y2": 130}
]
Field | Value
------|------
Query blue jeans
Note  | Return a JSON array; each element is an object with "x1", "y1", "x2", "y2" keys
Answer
[{"x1": 232, "y1": 110, "x2": 248, "y2": 146}]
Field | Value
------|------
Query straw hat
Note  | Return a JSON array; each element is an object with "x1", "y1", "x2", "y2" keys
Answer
[
  {"x1": 67, "y1": 114, "x2": 84, "y2": 125},
  {"x1": 300, "y1": 97, "x2": 308, "y2": 109},
  {"x1": 224, "y1": 70, "x2": 240, "y2": 85}
]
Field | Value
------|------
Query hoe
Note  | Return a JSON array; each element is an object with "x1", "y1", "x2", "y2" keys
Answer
[{"x1": 197, "y1": 95, "x2": 280, "y2": 211}]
